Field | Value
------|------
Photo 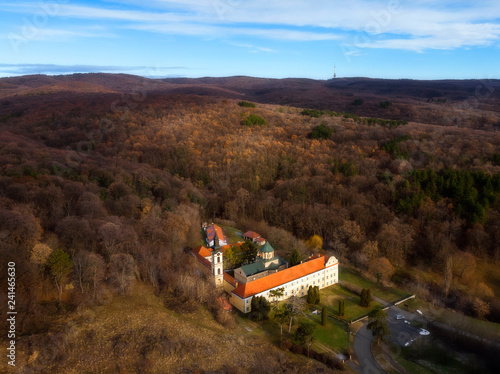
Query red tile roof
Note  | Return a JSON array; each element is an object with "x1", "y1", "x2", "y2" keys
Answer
[
  {"x1": 192, "y1": 245, "x2": 212, "y2": 258},
  {"x1": 191, "y1": 249, "x2": 212, "y2": 269},
  {"x1": 207, "y1": 224, "x2": 225, "y2": 242},
  {"x1": 223, "y1": 272, "x2": 237, "y2": 287},
  {"x1": 243, "y1": 231, "x2": 261, "y2": 239},
  {"x1": 232, "y1": 255, "x2": 338, "y2": 299},
  {"x1": 255, "y1": 237, "x2": 266, "y2": 243}
]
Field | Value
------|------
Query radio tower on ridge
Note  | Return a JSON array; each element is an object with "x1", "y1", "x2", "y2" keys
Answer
[{"x1": 334, "y1": 64, "x2": 337, "y2": 79}]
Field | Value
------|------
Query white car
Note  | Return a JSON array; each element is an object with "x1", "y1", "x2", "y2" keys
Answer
[
  {"x1": 404, "y1": 320, "x2": 410, "y2": 324},
  {"x1": 419, "y1": 328, "x2": 430, "y2": 336},
  {"x1": 394, "y1": 315, "x2": 405, "y2": 320}
]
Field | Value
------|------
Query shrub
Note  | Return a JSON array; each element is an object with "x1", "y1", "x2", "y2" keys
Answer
[
  {"x1": 360, "y1": 288, "x2": 371, "y2": 307},
  {"x1": 280, "y1": 339, "x2": 292, "y2": 351},
  {"x1": 238, "y1": 101, "x2": 256, "y2": 108},
  {"x1": 290, "y1": 344, "x2": 303, "y2": 355},
  {"x1": 301, "y1": 109, "x2": 323, "y2": 117},
  {"x1": 338, "y1": 299, "x2": 345, "y2": 316},
  {"x1": 242, "y1": 114, "x2": 267, "y2": 127},
  {"x1": 341, "y1": 281, "x2": 362, "y2": 295},
  {"x1": 309, "y1": 123, "x2": 334, "y2": 140},
  {"x1": 352, "y1": 99, "x2": 364, "y2": 106}
]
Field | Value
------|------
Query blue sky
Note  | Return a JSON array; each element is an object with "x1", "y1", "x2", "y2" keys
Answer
[{"x1": 0, "y1": 0, "x2": 499, "y2": 79}]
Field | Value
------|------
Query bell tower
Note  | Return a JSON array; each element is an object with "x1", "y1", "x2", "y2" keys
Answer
[{"x1": 212, "y1": 247, "x2": 223, "y2": 287}]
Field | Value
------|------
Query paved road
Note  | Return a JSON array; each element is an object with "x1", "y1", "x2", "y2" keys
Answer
[{"x1": 351, "y1": 323, "x2": 385, "y2": 374}]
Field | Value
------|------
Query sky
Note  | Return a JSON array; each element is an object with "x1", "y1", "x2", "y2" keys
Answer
[{"x1": 0, "y1": 0, "x2": 499, "y2": 80}]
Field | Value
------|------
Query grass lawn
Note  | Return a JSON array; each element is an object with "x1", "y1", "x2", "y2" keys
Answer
[
  {"x1": 340, "y1": 267, "x2": 411, "y2": 303},
  {"x1": 391, "y1": 353, "x2": 433, "y2": 374},
  {"x1": 220, "y1": 224, "x2": 244, "y2": 244},
  {"x1": 306, "y1": 310, "x2": 348, "y2": 353},
  {"x1": 319, "y1": 284, "x2": 383, "y2": 322}
]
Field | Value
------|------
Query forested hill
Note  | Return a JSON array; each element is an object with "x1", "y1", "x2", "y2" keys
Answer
[
  {"x1": 1, "y1": 73, "x2": 499, "y2": 127},
  {"x1": 0, "y1": 73, "x2": 499, "y2": 371}
]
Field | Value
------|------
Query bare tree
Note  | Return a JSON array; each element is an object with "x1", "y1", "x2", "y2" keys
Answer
[
  {"x1": 109, "y1": 253, "x2": 135, "y2": 295},
  {"x1": 376, "y1": 218, "x2": 414, "y2": 266},
  {"x1": 286, "y1": 296, "x2": 306, "y2": 338},
  {"x1": 30, "y1": 243, "x2": 53, "y2": 266}
]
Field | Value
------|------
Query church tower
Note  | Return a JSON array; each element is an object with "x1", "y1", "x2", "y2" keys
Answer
[{"x1": 212, "y1": 247, "x2": 223, "y2": 287}]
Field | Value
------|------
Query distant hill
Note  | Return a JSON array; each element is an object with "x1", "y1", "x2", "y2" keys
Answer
[{"x1": 2, "y1": 73, "x2": 499, "y2": 126}]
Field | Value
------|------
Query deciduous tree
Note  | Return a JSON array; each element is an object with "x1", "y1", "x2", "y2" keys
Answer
[
  {"x1": 48, "y1": 249, "x2": 72, "y2": 303},
  {"x1": 368, "y1": 257, "x2": 395, "y2": 283}
]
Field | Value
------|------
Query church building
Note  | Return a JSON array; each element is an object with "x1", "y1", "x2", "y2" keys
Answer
[{"x1": 191, "y1": 225, "x2": 339, "y2": 313}]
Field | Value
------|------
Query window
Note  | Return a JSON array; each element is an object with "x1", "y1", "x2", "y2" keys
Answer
[
  {"x1": 301, "y1": 285, "x2": 304, "y2": 290},
  {"x1": 218, "y1": 268, "x2": 221, "y2": 275},
  {"x1": 246, "y1": 307, "x2": 249, "y2": 312}
]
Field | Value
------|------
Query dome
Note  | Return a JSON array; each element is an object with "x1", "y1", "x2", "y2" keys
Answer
[{"x1": 260, "y1": 242, "x2": 274, "y2": 253}]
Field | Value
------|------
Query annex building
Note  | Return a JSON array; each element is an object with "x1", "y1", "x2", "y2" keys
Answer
[{"x1": 191, "y1": 224, "x2": 339, "y2": 313}]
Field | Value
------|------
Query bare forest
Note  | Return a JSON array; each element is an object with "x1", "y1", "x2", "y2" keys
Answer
[{"x1": 0, "y1": 74, "x2": 499, "y2": 372}]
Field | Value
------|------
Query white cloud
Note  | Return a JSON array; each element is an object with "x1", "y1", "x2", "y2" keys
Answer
[
  {"x1": 229, "y1": 42, "x2": 276, "y2": 53},
  {"x1": 2, "y1": 1, "x2": 500, "y2": 50}
]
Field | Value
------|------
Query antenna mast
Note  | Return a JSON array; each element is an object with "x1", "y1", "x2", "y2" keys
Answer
[{"x1": 334, "y1": 64, "x2": 337, "y2": 79}]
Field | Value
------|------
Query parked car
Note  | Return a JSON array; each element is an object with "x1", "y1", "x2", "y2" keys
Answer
[
  {"x1": 394, "y1": 315, "x2": 404, "y2": 320},
  {"x1": 419, "y1": 328, "x2": 430, "y2": 336},
  {"x1": 404, "y1": 320, "x2": 410, "y2": 324}
]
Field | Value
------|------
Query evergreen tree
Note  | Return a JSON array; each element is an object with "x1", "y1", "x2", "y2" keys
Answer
[
  {"x1": 289, "y1": 248, "x2": 301, "y2": 267},
  {"x1": 307, "y1": 286, "x2": 315, "y2": 304},
  {"x1": 366, "y1": 289, "x2": 372, "y2": 307},
  {"x1": 321, "y1": 306, "x2": 327, "y2": 326},
  {"x1": 250, "y1": 296, "x2": 271, "y2": 321},
  {"x1": 314, "y1": 286, "x2": 320, "y2": 304},
  {"x1": 241, "y1": 239, "x2": 258, "y2": 264},
  {"x1": 360, "y1": 289, "x2": 367, "y2": 307},
  {"x1": 292, "y1": 319, "x2": 316, "y2": 346},
  {"x1": 338, "y1": 300, "x2": 345, "y2": 316},
  {"x1": 367, "y1": 307, "x2": 391, "y2": 345}
]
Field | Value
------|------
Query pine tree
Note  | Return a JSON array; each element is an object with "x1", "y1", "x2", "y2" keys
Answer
[
  {"x1": 367, "y1": 308, "x2": 391, "y2": 345},
  {"x1": 366, "y1": 289, "x2": 372, "y2": 307},
  {"x1": 307, "y1": 286, "x2": 314, "y2": 304},
  {"x1": 321, "y1": 306, "x2": 327, "y2": 326},
  {"x1": 360, "y1": 288, "x2": 367, "y2": 307},
  {"x1": 289, "y1": 248, "x2": 302, "y2": 267},
  {"x1": 338, "y1": 299, "x2": 345, "y2": 316}
]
